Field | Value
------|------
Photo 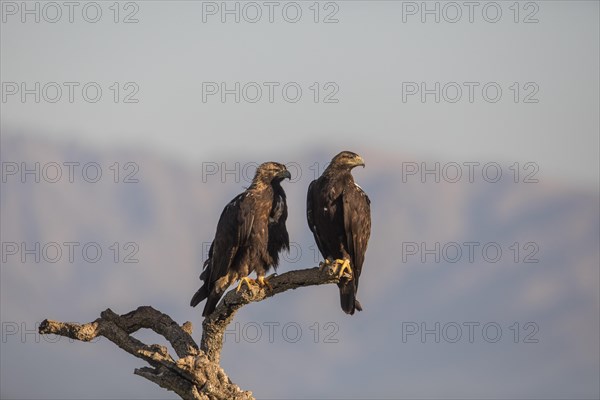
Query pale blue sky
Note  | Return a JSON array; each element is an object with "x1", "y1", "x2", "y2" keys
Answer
[{"x1": 2, "y1": 1, "x2": 599, "y2": 185}]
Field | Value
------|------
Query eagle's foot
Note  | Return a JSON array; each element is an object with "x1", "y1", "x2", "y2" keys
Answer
[
  {"x1": 319, "y1": 257, "x2": 334, "y2": 272},
  {"x1": 331, "y1": 259, "x2": 353, "y2": 280},
  {"x1": 256, "y1": 275, "x2": 274, "y2": 291},
  {"x1": 236, "y1": 277, "x2": 257, "y2": 292}
]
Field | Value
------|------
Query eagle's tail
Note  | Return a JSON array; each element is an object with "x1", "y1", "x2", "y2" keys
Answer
[
  {"x1": 191, "y1": 283, "x2": 223, "y2": 317},
  {"x1": 202, "y1": 291, "x2": 223, "y2": 317},
  {"x1": 339, "y1": 282, "x2": 362, "y2": 315},
  {"x1": 190, "y1": 284, "x2": 208, "y2": 307}
]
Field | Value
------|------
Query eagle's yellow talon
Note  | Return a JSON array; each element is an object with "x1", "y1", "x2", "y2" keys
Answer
[
  {"x1": 332, "y1": 259, "x2": 353, "y2": 280},
  {"x1": 257, "y1": 275, "x2": 273, "y2": 291},
  {"x1": 236, "y1": 277, "x2": 257, "y2": 292},
  {"x1": 319, "y1": 257, "x2": 334, "y2": 272}
]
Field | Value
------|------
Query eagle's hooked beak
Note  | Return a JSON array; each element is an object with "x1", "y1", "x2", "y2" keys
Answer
[
  {"x1": 353, "y1": 156, "x2": 365, "y2": 168},
  {"x1": 279, "y1": 170, "x2": 292, "y2": 180}
]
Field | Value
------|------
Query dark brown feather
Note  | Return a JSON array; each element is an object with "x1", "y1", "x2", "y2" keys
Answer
[
  {"x1": 307, "y1": 151, "x2": 371, "y2": 315},
  {"x1": 191, "y1": 162, "x2": 290, "y2": 316}
]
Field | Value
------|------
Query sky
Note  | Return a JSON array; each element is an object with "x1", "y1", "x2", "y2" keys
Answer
[{"x1": 1, "y1": 0, "x2": 598, "y2": 185}]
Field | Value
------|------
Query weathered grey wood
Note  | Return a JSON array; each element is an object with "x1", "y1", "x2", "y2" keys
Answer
[{"x1": 39, "y1": 265, "x2": 341, "y2": 399}]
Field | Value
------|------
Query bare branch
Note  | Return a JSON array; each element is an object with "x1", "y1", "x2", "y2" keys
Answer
[
  {"x1": 39, "y1": 306, "x2": 252, "y2": 400},
  {"x1": 201, "y1": 266, "x2": 341, "y2": 363},
  {"x1": 38, "y1": 266, "x2": 341, "y2": 398},
  {"x1": 135, "y1": 367, "x2": 203, "y2": 400}
]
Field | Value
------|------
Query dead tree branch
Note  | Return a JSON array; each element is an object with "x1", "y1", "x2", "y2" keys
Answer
[
  {"x1": 39, "y1": 266, "x2": 341, "y2": 399},
  {"x1": 201, "y1": 266, "x2": 340, "y2": 362}
]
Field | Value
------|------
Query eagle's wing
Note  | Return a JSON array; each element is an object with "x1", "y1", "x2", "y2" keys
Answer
[
  {"x1": 192, "y1": 191, "x2": 256, "y2": 315},
  {"x1": 208, "y1": 192, "x2": 255, "y2": 288},
  {"x1": 342, "y1": 183, "x2": 371, "y2": 282},
  {"x1": 268, "y1": 187, "x2": 290, "y2": 266},
  {"x1": 199, "y1": 241, "x2": 213, "y2": 282},
  {"x1": 306, "y1": 180, "x2": 326, "y2": 257}
]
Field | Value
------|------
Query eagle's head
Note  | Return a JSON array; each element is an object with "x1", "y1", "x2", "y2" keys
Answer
[
  {"x1": 253, "y1": 162, "x2": 291, "y2": 184},
  {"x1": 329, "y1": 151, "x2": 365, "y2": 170}
]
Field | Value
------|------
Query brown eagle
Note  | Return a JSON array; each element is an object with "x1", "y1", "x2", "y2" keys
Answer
[
  {"x1": 190, "y1": 162, "x2": 291, "y2": 316},
  {"x1": 307, "y1": 151, "x2": 371, "y2": 315}
]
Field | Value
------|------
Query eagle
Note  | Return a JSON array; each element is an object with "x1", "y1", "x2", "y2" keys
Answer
[
  {"x1": 307, "y1": 151, "x2": 371, "y2": 315},
  {"x1": 190, "y1": 162, "x2": 291, "y2": 317}
]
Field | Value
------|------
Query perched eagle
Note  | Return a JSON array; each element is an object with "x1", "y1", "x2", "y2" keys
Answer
[
  {"x1": 307, "y1": 151, "x2": 371, "y2": 315},
  {"x1": 190, "y1": 162, "x2": 291, "y2": 316}
]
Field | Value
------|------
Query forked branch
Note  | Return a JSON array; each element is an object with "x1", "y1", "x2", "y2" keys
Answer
[{"x1": 39, "y1": 266, "x2": 341, "y2": 399}]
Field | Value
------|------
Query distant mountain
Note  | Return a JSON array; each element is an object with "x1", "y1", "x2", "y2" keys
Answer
[{"x1": 1, "y1": 133, "x2": 598, "y2": 400}]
